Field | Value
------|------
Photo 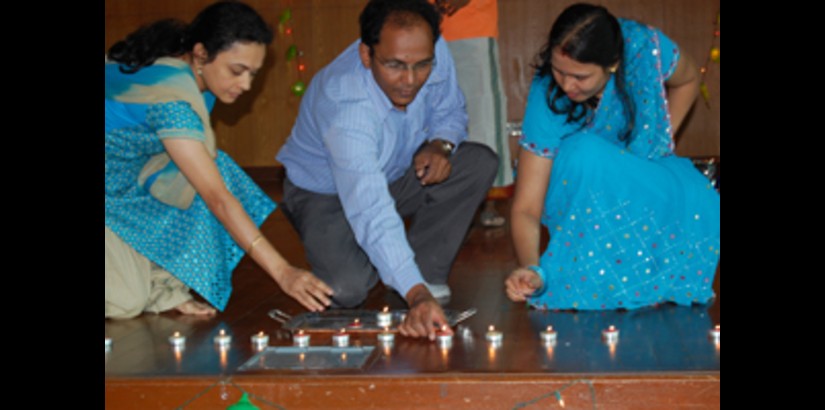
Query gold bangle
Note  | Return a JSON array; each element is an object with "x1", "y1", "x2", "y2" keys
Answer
[{"x1": 247, "y1": 234, "x2": 264, "y2": 254}]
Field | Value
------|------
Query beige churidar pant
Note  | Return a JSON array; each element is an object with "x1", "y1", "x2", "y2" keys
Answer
[{"x1": 105, "y1": 227, "x2": 192, "y2": 319}]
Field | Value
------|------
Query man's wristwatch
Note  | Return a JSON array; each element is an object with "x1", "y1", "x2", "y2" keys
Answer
[{"x1": 431, "y1": 139, "x2": 455, "y2": 157}]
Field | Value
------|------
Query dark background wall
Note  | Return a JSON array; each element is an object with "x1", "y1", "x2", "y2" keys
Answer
[{"x1": 105, "y1": 0, "x2": 720, "y2": 166}]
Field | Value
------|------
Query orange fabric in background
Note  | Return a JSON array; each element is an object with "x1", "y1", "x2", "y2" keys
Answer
[{"x1": 437, "y1": 0, "x2": 499, "y2": 40}]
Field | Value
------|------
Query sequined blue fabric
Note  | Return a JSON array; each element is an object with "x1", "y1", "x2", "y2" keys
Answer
[{"x1": 520, "y1": 19, "x2": 720, "y2": 310}]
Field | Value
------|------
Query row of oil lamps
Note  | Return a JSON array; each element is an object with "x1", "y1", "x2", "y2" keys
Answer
[{"x1": 105, "y1": 306, "x2": 720, "y2": 352}]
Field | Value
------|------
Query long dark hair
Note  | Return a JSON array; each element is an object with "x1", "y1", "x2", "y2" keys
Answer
[
  {"x1": 533, "y1": 3, "x2": 634, "y2": 142},
  {"x1": 107, "y1": 1, "x2": 273, "y2": 74}
]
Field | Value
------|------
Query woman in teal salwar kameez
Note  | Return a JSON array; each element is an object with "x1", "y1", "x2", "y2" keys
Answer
[{"x1": 105, "y1": 1, "x2": 333, "y2": 319}]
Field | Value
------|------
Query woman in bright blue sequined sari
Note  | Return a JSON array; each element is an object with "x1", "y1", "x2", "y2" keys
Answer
[
  {"x1": 105, "y1": 1, "x2": 332, "y2": 319},
  {"x1": 505, "y1": 4, "x2": 719, "y2": 310}
]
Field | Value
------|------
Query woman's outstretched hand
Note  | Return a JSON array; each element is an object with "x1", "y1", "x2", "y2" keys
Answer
[
  {"x1": 277, "y1": 266, "x2": 334, "y2": 312},
  {"x1": 505, "y1": 267, "x2": 543, "y2": 302}
]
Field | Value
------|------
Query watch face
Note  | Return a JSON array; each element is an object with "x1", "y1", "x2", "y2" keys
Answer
[{"x1": 434, "y1": 140, "x2": 453, "y2": 155}]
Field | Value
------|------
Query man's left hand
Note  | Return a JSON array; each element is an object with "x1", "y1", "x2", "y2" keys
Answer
[
  {"x1": 414, "y1": 141, "x2": 452, "y2": 186},
  {"x1": 399, "y1": 284, "x2": 452, "y2": 340}
]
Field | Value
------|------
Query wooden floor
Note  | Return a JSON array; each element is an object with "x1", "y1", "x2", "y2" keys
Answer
[{"x1": 105, "y1": 176, "x2": 720, "y2": 409}]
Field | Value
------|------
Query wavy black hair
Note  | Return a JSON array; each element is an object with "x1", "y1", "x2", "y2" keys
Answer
[
  {"x1": 107, "y1": 1, "x2": 273, "y2": 73},
  {"x1": 533, "y1": 3, "x2": 634, "y2": 143},
  {"x1": 359, "y1": 0, "x2": 441, "y2": 56}
]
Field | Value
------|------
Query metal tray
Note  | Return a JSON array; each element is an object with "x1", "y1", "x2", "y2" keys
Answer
[
  {"x1": 237, "y1": 346, "x2": 377, "y2": 372},
  {"x1": 269, "y1": 308, "x2": 476, "y2": 333}
]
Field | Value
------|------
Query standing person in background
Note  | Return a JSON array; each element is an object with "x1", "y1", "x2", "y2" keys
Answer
[{"x1": 436, "y1": 0, "x2": 512, "y2": 227}]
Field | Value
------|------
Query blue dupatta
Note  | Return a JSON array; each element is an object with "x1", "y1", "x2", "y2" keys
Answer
[{"x1": 105, "y1": 57, "x2": 216, "y2": 209}]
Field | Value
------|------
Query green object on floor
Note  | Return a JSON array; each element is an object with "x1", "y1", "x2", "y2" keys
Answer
[{"x1": 227, "y1": 393, "x2": 259, "y2": 410}]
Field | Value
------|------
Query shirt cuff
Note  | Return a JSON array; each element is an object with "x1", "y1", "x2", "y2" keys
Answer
[{"x1": 388, "y1": 263, "x2": 426, "y2": 300}]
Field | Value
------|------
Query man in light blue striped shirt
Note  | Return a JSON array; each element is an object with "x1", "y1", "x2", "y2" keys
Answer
[{"x1": 277, "y1": 0, "x2": 497, "y2": 340}]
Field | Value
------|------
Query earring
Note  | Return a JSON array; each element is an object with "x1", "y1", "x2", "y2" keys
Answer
[{"x1": 609, "y1": 66, "x2": 617, "y2": 73}]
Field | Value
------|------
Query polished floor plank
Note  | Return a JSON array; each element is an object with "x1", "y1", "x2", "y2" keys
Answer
[{"x1": 106, "y1": 178, "x2": 720, "y2": 379}]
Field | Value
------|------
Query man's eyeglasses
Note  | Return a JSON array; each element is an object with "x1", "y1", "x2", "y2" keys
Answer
[{"x1": 374, "y1": 55, "x2": 436, "y2": 74}]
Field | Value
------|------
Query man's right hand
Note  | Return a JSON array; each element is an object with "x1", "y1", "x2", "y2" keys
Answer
[
  {"x1": 399, "y1": 284, "x2": 452, "y2": 340},
  {"x1": 277, "y1": 266, "x2": 334, "y2": 312}
]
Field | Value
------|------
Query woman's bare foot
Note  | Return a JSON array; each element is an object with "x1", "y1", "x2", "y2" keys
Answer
[{"x1": 174, "y1": 300, "x2": 216, "y2": 316}]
